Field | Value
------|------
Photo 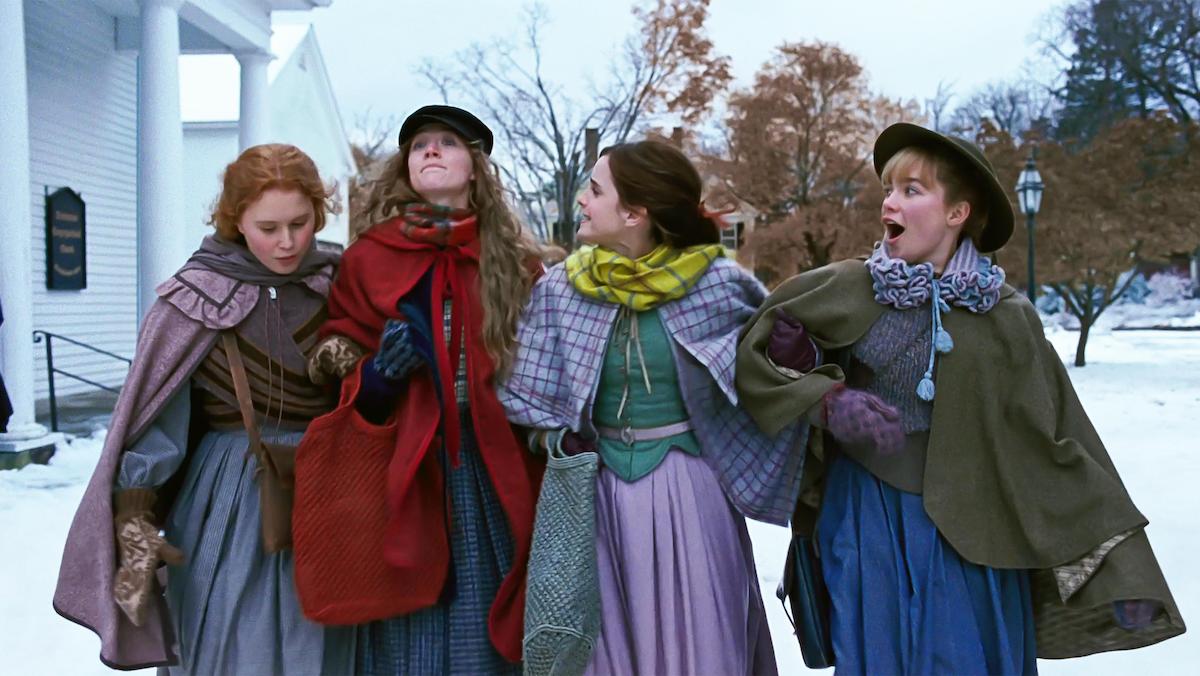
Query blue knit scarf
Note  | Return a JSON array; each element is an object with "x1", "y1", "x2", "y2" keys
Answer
[{"x1": 865, "y1": 240, "x2": 1005, "y2": 401}]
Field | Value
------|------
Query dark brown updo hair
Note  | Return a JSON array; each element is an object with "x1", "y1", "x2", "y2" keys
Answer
[{"x1": 601, "y1": 140, "x2": 721, "y2": 248}]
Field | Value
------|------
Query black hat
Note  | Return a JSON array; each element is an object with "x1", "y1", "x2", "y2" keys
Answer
[
  {"x1": 873, "y1": 123, "x2": 1014, "y2": 253},
  {"x1": 398, "y1": 105, "x2": 494, "y2": 156}
]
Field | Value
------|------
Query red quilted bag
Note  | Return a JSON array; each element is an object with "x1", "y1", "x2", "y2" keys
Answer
[{"x1": 292, "y1": 365, "x2": 445, "y2": 625}]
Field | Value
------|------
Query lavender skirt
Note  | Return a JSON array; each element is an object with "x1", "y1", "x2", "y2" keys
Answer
[{"x1": 584, "y1": 449, "x2": 778, "y2": 676}]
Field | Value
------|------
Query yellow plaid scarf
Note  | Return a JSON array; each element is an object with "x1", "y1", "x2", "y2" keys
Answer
[{"x1": 564, "y1": 244, "x2": 726, "y2": 311}]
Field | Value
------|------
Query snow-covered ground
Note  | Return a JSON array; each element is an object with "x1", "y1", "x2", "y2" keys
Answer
[
  {"x1": 1040, "y1": 300, "x2": 1200, "y2": 332},
  {"x1": 1038, "y1": 274, "x2": 1200, "y2": 332},
  {"x1": 2, "y1": 329, "x2": 1197, "y2": 674}
]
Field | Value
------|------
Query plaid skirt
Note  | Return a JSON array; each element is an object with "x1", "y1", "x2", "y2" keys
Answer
[{"x1": 355, "y1": 405, "x2": 520, "y2": 676}]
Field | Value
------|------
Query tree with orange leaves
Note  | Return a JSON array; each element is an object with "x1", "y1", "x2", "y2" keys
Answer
[
  {"x1": 987, "y1": 114, "x2": 1200, "y2": 365},
  {"x1": 719, "y1": 41, "x2": 920, "y2": 283},
  {"x1": 420, "y1": 0, "x2": 731, "y2": 247}
]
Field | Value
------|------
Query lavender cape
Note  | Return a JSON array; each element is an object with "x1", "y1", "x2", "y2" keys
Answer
[
  {"x1": 497, "y1": 257, "x2": 805, "y2": 526},
  {"x1": 52, "y1": 262, "x2": 333, "y2": 670}
]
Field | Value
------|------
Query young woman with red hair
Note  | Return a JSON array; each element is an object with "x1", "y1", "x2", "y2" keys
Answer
[{"x1": 55, "y1": 144, "x2": 355, "y2": 674}]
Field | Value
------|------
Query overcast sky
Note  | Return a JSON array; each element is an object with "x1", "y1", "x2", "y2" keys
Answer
[{"x1": 278, "y1": 0, "x2": 1065, "y2": 140}]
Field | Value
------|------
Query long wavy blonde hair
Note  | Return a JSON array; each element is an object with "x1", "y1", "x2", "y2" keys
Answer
[{"x1": 355, "y1": 137, "x2": 540, "y2": 376}]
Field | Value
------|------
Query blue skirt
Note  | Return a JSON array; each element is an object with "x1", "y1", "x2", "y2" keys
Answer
[{"x1": 816, "y1": 455, "x2": 1038, "y2": 675}]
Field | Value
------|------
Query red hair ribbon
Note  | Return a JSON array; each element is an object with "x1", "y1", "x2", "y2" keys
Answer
[{"x1": 698, "y1": 200, "x2": 736, "y2": 229}]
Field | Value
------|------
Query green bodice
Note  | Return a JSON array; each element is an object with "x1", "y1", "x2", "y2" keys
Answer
[{"x1": 592, "y1": 309, "x2": 700, "y2": 482}]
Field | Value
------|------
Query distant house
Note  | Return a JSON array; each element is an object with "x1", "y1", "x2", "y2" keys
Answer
[
  {"x1": 180, "y1": 24, "x2": 354, "y2": 251},
  {"x1": 697, "y1": 171, "x2": 758, "y2": 269}
]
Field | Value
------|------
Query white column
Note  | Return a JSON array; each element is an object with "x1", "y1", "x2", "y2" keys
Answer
[
  {"x1": 137, "y1": 0, "x2": 187, "y2": 319},
  {"x1": 236, "y1": 51, "x2": 272, "y2": 151},
  {"x1": 0, "y1": 0, "x2": 45, "y2": 439}
]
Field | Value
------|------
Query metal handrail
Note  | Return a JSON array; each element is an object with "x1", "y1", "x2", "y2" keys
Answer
[{"x1": 32, "y1": 330, "x2": 132, "y2": 432}]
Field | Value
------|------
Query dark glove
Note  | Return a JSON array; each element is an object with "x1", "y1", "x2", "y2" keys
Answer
[
  {"x1": 356, "y1": 300, "x2": 437, "y2": 425},
  {"x1": 397, "y1": 300, "x2": 437, "y2": 367},
  {"x1": 532, "y1": 428, "x2": 598, "y2": 458},
  {"x1": 821, "y1": 384, "x2": 905, "y2": 456},
  {"x1": 372, "y1": 319, "x2": 426, "y2": 383},
  {"x1": 559, "y1": 430, "x2": 597, "y2": 457},
  {"x1": 768, "y1": 308, "x2": 819, "y2": 373},
  {"x1": 113, "y1": 489, "x2": 184, "y2": 627}
]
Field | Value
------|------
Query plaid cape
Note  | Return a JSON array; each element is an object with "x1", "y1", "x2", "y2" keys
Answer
[{"x1": 497, "y1": 257, "x2": 805, "y2": 526}]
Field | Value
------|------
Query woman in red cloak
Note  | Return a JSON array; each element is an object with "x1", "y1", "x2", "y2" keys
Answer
[{"x1": 293, "y1": 105, "x2": 544, "y2": 674}]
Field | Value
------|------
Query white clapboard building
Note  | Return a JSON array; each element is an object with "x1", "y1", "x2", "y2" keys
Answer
[
  {"x1": 0, "y1": 0, "x2": 338, "y2": 460},
  {"x1": 180, "y1": 23, "x2": 354, "y2": 252}
]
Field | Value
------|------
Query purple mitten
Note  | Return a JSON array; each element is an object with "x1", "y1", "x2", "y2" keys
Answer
[
  {"x1": 768, "y1": 307, "x2": 819, "y2": 373},
  {"x1": 560, "y1": 431, "x2": 597, "y2": 457},
  {"x1": 821, "y1": 384, "x2": 905, "y2": 456},
  {"x1": 1113, "y1": 600, "x2": 1158, "y2": 629}
]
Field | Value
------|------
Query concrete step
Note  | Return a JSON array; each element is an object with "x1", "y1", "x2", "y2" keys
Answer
[{"x1": 36, "y1": 389, "x2": 118, "y2": 437}]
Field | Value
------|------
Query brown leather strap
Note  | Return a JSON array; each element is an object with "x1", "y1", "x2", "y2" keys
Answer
[{"x1": 223, "y1": 332, "x2": 263, "y2": 454}]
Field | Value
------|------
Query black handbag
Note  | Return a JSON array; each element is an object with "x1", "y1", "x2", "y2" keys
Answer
[
  {"x1": 776, "y1": 346, "x2": 849, "y2": 670},
  {"x1": 779, "y1": 531, "x2": 835, "y2": 669}
]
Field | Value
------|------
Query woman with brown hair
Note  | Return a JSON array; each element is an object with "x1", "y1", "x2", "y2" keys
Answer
[
  {"x1": 294, "y1": 105, "x2": 544, "y2": 674},
  {"x1": 498, "y1": 140, "x2": 800, "y2": 675},
  {"x1": 54, "y1": 144, "x2": 354, "y2": 674}
]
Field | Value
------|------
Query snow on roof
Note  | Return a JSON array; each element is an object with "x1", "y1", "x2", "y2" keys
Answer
[
  {"x1": 179, "y1": 24, "x2": 313, "y2": 123},
  {"x1": 269, "y1": 24, "x2": 310, "y2": 82}
]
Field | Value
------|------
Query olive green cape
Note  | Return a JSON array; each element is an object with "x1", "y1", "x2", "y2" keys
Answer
[{"x1": 736, "y1": 259, "x2": 1185, "y2": 658}]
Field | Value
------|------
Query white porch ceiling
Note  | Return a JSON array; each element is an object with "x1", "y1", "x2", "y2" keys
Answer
[{"x1": 89, "y1": 0, "x2": 331, "y2": 53}]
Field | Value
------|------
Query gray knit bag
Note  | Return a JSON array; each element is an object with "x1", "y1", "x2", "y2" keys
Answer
[{"x1": 523, "y1": 443, "x2": 602, "y2": 676}]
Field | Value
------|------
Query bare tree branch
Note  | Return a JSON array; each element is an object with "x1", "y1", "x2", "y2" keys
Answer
[{"x1": 415, "y1": 0, "x2": 730, "y2": 246}]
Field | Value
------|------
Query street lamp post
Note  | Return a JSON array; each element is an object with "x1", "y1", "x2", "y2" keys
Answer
[{"x1": 1015, "y1": 151, "x2": 1045, "y2": 303}]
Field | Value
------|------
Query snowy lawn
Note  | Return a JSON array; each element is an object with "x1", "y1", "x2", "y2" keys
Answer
[{"x1": 1, "y1": 329, "x2": 1197, "y2": 674}]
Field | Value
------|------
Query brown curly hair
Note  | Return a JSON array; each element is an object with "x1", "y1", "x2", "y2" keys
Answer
[
  {"x1": 356, "y1": 134, "x2": 540, "y2": 376},
  {"x1": 208, "y1": 143, "x2": 341, "y2": 242}
]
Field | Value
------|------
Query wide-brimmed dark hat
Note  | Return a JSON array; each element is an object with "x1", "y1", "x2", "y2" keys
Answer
[
  {"x1": 873, "y1": 123, "x2": 1014, "y2": 253},
  {"x1": 398, "y1": 105, "x2": 493, "y2": 155}
]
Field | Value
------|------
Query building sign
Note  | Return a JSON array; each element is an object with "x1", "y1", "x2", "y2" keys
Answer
[{"x1": 45, "y1": 187, "x2": 86, "y2": 290}]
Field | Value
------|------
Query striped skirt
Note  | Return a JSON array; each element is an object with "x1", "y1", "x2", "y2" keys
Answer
[{"x1": 163, "y1": 426, "x2": 356, "y2": 676}]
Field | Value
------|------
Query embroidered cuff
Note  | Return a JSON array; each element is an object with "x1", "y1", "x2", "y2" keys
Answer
[
  {"x1": 766, "y1": 339, "x2": 822, "y2": 380},
  {"x1": 1052, "y1": 528, "x2": 1137, "y2": 602}
]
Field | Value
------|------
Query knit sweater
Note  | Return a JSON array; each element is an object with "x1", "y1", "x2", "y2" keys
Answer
[
  {"x1": 851, "y1": 307, "x2": 934, "y2": 434},
  {"x1": 118, "y1": 282, "x2": 334, "y2": 489},
  {"x1": 833, "y1": 307, "x2": 933, "y2": 495},
  {"x1": 192, "y1": 284, "x2": 333, "y2": 432}
]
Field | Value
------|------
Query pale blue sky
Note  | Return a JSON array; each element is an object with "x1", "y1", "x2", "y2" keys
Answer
[{"x1": 278, "y1": 0, "x2": 1063, "y2": 138}]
